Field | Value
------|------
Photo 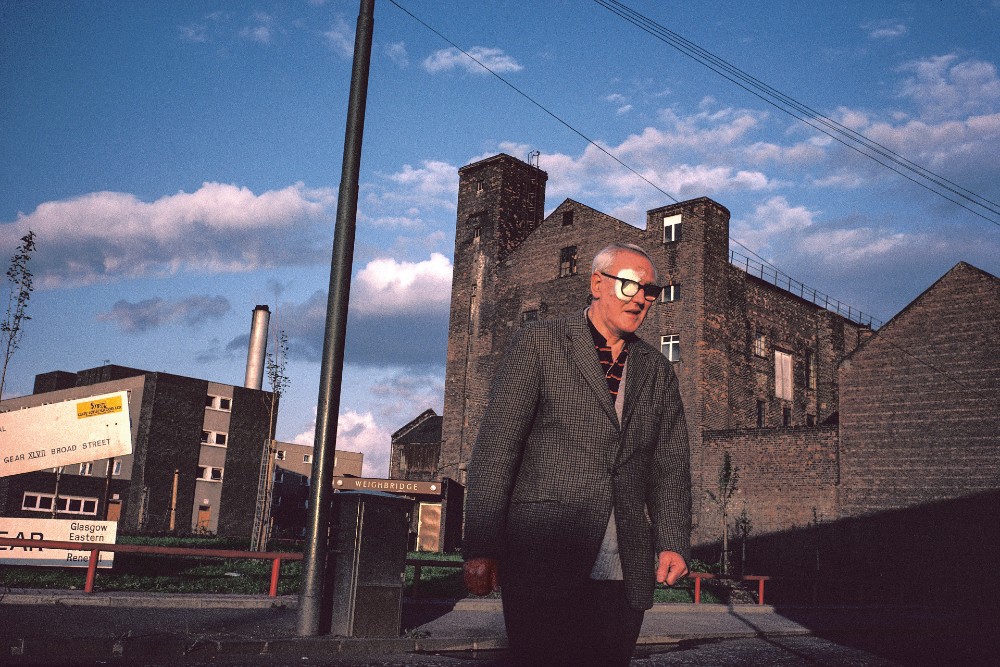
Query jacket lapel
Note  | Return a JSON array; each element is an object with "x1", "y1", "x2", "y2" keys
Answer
[
  {"x1": 616, "y1": 342, "x2": 655, "y2": 466},
  {"x1": 565, "y1": 315, "x2": 619, "y2": 427},
  {"x1": 620, "y1": 341, "x2": 653, "y2": 430}
]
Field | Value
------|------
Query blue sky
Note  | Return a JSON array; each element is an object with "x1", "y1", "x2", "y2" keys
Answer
[{"x1": 3, "y1": 1, "x2": 999, "y2": 476}]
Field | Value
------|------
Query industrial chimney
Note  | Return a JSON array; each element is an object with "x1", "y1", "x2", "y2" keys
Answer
[{"x1": 244, "y1": 305, "x2": 271, "y2": 390}]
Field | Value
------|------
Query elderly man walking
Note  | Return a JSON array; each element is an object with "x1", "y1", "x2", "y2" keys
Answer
[{"x1": 463, "y1": 242, "x2": 692, "y2": 666}]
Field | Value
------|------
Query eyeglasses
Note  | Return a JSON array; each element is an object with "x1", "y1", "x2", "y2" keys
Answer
[{"x1": 599, "y1": 272, "x2": 663, "y2": 301}]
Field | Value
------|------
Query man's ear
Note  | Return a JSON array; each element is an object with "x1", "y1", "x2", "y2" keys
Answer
[{"x1": 590, "y1": 271, "x2": 602, "y2": 300}]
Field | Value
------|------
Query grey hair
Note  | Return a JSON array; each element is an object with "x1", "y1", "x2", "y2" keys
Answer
[{"x1": 590, "y1": 243, "x2": 660, "y2": 284}]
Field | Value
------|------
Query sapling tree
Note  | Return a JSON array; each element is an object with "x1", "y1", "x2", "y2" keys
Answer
[
  {"x1": 706, "y1": 451, "x2": 740, "y2": 574},
  {"x1": 733, "y1": 504, "x2": 753, "y2": 575},
  {"x1": 0, "y1": 230, "x2": 37, "y2": 401}
]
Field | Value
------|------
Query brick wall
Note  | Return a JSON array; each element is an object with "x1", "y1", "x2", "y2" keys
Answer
[
  {"x1": 839, "y1": 262, "x2": 1000, "y2": 517},
  {"x1": 702, "y1": 426, "x2": 839, "y2": 540},
  {"x1": 218, "y1": 385, "x2": 276, "y2": 537}
]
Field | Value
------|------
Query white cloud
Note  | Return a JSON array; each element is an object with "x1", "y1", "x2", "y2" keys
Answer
[
  {"x1": 3, "y1": 182, "x2": 336, "y2": 288},
  {"x1": 898, "y1": 55, "x2": 1000, "y2": 121},
  {"x1": 387, "y1": 160, "x2": 459, "y2": 198},
  {"x1": 863, "y1": 19, "x2": 908, "y2": 40},
  {"x1": 731, "y1": 196, "x2": 817, "y2": 251},
  {"x1": 178, "y1": 24, "x2": 208, "y2": 43},
  {"x1": 240, "y1": 12, "x2": 274, "y2": 44},
  {"x1": 364, "y1": 160, "x2": 460, "y2": 219},
  {"x1": 369, "y1": 215, "x2": 424, "y2": 229},
  {"x1": 616, "y1": 104, "x2": 633, "y2": 115},
  {"x1": 353, "y1": 253, "x2": 453, "y2": 315},
  {"x1": 798, "y1": 227, "x2": 914, "y2": 265},
  {"x1": 292, "y1": 409, "x2": 392, "y2": 477},
  {"x1": 422, "y1": 46, "x2": 523, "y2": 75},
  {"x1": 386, "y1": 41, "x2": 409, "y2": 67},
  {"x1": 324, "y1": 16, "x2": 354, "y2": 57}
]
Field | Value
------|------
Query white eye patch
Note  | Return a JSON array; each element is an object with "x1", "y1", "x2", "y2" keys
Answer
[{"x1": 613, "y1": 269, "x2": 641, "y2": 302}]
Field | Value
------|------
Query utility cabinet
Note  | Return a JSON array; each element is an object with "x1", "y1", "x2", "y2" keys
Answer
[{"x1": 328, "y1": 490, "x2": 411, "y2": 637}]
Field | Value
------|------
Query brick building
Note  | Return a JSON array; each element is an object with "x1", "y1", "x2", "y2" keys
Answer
[
  {"x1": 394, "y1": 152, "x2": 999, "y2": 579},
  {"x1": 738, "y1": 261, "x2": 1000, "y2": 595},
  {"x1": 389, "y1": 409, "x2": 443, "y2": 482},
  {"x1": 0, "y1": 364, "x2": 276, "y2": 538},
  {"x1": 434, "y1": 153, "x2": 872, "y2": 544},
  {"x1": 266, "y1": 440, "x2": 363, "y2": 540}
]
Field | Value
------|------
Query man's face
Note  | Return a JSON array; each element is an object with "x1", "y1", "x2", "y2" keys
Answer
[{"x1": 589, "y1": 250, "x2": 657, "y2": 340}]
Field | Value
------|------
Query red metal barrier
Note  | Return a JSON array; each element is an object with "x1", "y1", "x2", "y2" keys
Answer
[
  {"x1": 0, "y1": 537, "x2": 303, "y2": 597},
  {"x1": 405, "y1": 559, "x2": 771, "y2": 606},
  {"x1": 690, "y1": 571, "x2": 770, "y2": 605}
]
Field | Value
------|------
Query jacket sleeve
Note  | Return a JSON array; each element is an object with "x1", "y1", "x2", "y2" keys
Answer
[
  {"x1": 646, "y1": 361, "x2": 692, "y2": 561},
  {"x1": 462, "y1": 325, "x2": 542, "y2": 560}
]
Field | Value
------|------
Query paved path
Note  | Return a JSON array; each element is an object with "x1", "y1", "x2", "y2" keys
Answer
[{"x1": 0, "y1": 590, "x2": 996, "y2": 665}]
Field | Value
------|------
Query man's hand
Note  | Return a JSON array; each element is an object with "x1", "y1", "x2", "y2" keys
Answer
[
  {"x1": 656, "y1": 550, "x2": 689, "y2": 586},
  {"x1": 463, "y1": 557, "x2": 500, "y2": 596}
]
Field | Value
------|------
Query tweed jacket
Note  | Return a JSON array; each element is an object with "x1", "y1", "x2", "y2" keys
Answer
[{"x1": 463, "y1": 313, "x2": 691, "y2": 610}]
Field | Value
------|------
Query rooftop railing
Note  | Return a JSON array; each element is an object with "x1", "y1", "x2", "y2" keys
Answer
[{"x1": 729, "y1": 249, "x2": 883, "y2": 329}]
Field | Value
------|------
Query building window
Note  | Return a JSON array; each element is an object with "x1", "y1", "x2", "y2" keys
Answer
[
  {"x1": 79, "y1": 462, "x2": 94, "y2": 476},
  {"x1": 663, "y1": 214, "x2": 682, "y2": 243},
  {"x1": 756, "y1": 400, "x2": 765, "y2": 428},
  {"x1": 476, "y1": 179, "x2": 484, "y2": 194},
  {"x1": 275, "y1": 450, "x2": 286, "y2": 461},
  {"x1": 467, "y1": 212, "x2": 485, "y2": 240},
  {"x1": 108, "y1": 460, "x2": 122, "y2": 476},
  {"x1": 775, "y1": 350, "x2": 793, "y2": 400},
  {"x1": 753, "y1": 332, "x2": 767, "y2": 358},
  {"x1": 521, "y1": 309, "x2": 539, "y2": 323},
  {"x1": 806, "y1": 414, "x2": 816, "y2": 427},
  {"x1": 468, "y1": 284, "x2": 477, "y2": 336},
  {"x1": 559, "y1": 246, "x2": 578, "y2": 277},
  {"x1": 660, "y1": 334, "x2": 680, "y2": 362},
  {"x1": 274, "y1": 469, "x2": 285, "y2": 483},
  {"x1": 206, "y1": 395, "x2": 232, "y2": 411},
  {"x1": 23, "y1": 492, "x2": 98, "y2": 516},
  {"x1": 782, "y1": 406, "x2": 792, "y2": 427},
  {"x1": 301, "y1": 476, "x2": 310, "y2": 486},
  {"x1": 805, "y1": 349, "x2": 817, "y2": 390},
  {"x1": 197, "y1": 466, "x2": 224, "y2": 482},
  {"x1": 562, "y1": 210, "x2": 574, "y2": 226},
  {"x1": 303, "y1": 454, "x2": 312, "y2": 464},
  {"x1": 660, "y1": 283, "x2": 680, "y2": 303},
  {"x1": 202, "y1": 431, "x2": 227, "y2": 447}
]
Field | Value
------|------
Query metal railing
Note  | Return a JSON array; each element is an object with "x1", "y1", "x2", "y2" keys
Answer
[
  {"x1": 0, "y1": 536, "x2": 302, "y2": 597},
  {"x1": 2, "y1": 540, "x2": 772, "y2": 606},
  {"x1": 407, "y1": 558, "x2": 770, "y2": 605},
  {"x1": 729, "y1": 249, "x2": 883, "y2": 329}
]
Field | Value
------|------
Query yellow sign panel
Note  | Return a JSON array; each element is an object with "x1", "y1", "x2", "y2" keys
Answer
[{"x1": 76, "y1": 394, "x2": 124, "y2": 419}]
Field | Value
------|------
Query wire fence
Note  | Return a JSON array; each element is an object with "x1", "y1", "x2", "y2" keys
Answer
[{"x1": 729, "y1": 249, "x2": 883, "y2": 329}]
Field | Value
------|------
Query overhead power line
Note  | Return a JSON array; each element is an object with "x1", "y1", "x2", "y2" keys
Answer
[
  {"x1": 594, "y1": 0, "x2": 1000, "y2": 228},
  {"x1": 387, "y1": 0, "x2": 883, "y2": 325}
]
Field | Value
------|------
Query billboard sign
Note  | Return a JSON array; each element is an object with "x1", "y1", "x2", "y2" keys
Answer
[
  {"x1": 0, "y1": 391, "x2": 132, "y2": 477},
  {"x1": 0, "y1": 517, "x2": 117, "y2": 567}
]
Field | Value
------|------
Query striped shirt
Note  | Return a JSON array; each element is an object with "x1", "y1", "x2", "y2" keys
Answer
[{"x1": 586, "y1": 314, "x2": 633, "y2": 399}]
